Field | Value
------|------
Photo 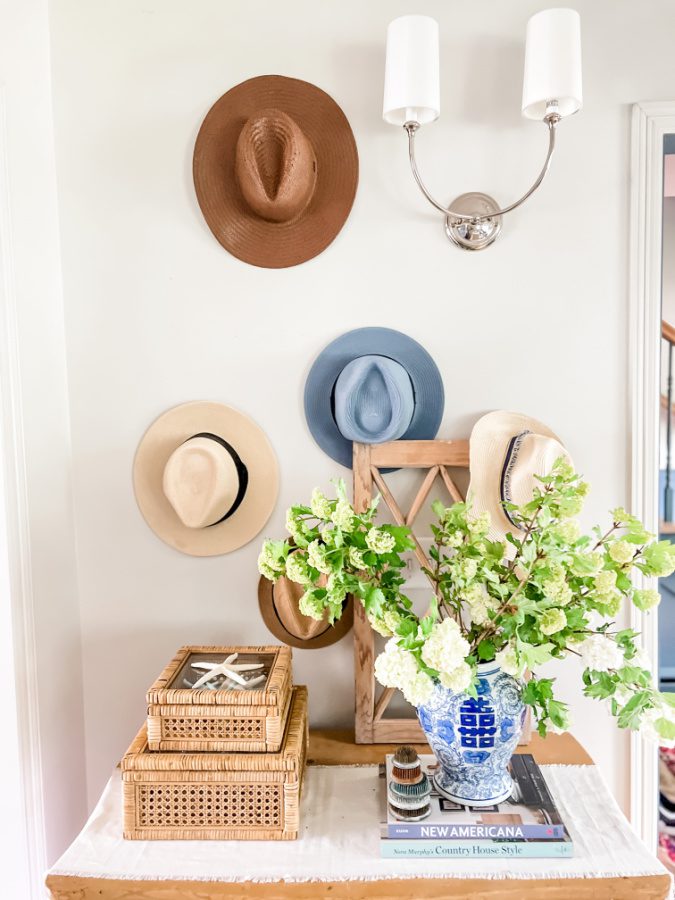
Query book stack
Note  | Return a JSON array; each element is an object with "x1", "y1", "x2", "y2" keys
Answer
[{"x1": 380, "y1": 753, "x2": 573, "y2": 859}]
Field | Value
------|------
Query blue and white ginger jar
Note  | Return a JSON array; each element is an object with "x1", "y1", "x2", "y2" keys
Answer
[{"x1": 417, "y1": 662, "x2": 526, "y2": 806}]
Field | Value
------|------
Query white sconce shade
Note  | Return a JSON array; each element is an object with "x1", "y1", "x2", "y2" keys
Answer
[
  {"x1": 522, "y1": 8, "x2": 582, "y2": 120},
  {"x1": 383, "y1": 15, "x2": 440, "y2": 126}
]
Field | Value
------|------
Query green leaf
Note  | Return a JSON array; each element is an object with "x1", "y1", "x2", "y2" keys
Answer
[
  {"x1": 518, "y1": 641, "x2": 555, "y2": 669},
  {"x1": 617, "y1": 691, "x2": 651, "y2": 729},
  {"x1": 476, "y1": 639, "x2": 496, "y2": 661},
  {"x1": 363, "y1": 586, "x2": 385, "y2": 617},
  {"x1": 548, "y1": 699, "x2": 569, "y2": 728},
  {"x1": 655, "y1": 717, "x2": 675, "y2": 740}
]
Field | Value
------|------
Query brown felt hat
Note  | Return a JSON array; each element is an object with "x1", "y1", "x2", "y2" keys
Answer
[
  {"x1": 133, "y1": 402, "x2": 279, "y2": 557},
  {"x1": 258, "y1": 571, "x2": 353, "y2": 650},
  {"x1": 193, "y1": 75, "x2": 359, "y2": 269}
]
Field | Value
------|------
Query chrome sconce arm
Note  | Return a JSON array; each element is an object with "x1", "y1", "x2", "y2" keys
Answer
[
  {"x1": 383, "y1": 9, "x2": 582, "y2": 251},
  {"x1": 404, "y1": 112, "x2": 561, "y2": 251}
]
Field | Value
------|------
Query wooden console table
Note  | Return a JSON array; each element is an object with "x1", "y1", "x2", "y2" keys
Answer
[{"x1": 46, "y1": 729, "x2": 671, "y2": 900}]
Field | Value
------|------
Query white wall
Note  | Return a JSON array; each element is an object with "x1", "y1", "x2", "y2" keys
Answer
[
  {"x1": 0, "y1": 0, "x2": 86, "y2": 871},
  {"x1": 48, "y1": 0, "x2": 675, "y2": 814}
]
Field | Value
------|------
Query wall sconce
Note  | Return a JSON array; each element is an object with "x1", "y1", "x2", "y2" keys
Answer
[{"x1": 383, "y1": 9, "x2": 583, "y2": 251}]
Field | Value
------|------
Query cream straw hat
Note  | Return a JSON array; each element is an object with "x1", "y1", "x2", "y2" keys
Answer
[
  {"x1": 468, "y1": 411, "x2": 572, "y2": 541},
  {"x1": 133, "y1": 401, "x2": 279, "y2": 557}
]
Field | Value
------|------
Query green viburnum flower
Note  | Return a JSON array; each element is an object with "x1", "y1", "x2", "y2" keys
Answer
[
  {"x1": 541, "y1": 577, "x2": 573, "y2": 606},
  {"x1": 553, "y1": 519, "x2": 580, "y2": 543},
  {"x1": 257, "y1": 540, "x2": 286, "y2": 579},
  {"x1": 285, "y1": 553, "x2": 312, "y2": 585},
  {"x1": 310, "y1": 488, "x2": 332, "y2": 520},
  {"x1": 257, "y1": 559, "x2": 278, "y2": 581},
  {"x1": 367, "y1": 612, "x2": 393, "y2": 637},
  {"x1": 596, "y1": 593, "x2": 622, "y2": 617},
  {"x1": 632, "y1": 588, "x2": 660, "y2": 611},
  {"x1": 446, "y1": 530, "x2": 463, "y2": 548},
  {"x1": 365, "y1": 528, "x2": 395, "y2": 554},
  {"x1": 459, "y1": 558, "x2": 478, "y2": 580},
  {"x1": 348, "y1": 547, "x2": 367, "y2": 569},
  {"x1": 640, "y1": 541, "x2": 675, "y2": 577},
  {"x1": 383, "y1": 609, "x2": 404, "y2": 633},
  {"x1": 539, "y1": 607, "x2": 567, "y2": 636},
  {"x1": 608, "y1": 540, "x2": 634, "y2": 565},
  {"x1": 299, "y1": 590, "x2": 325, "y2": 621},
  {"x1": 331, "y1": 498, "x2": 355, "y2": 532},
  {"x1": 307, "y1": 539, "x2": 332, "y2": 575},
  {"x1": 595, "y1": 570, "x2": 617, "y2": 594},
  {"x1": 467, "y1": 512, "x2": 490, "y2": 535}
]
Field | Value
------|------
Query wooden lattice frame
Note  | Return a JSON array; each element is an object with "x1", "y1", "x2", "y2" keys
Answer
[
  {"x1": 353, "y1": 439, "x2": 470, "y2": 744},
  {"x1": 352, "y1": 439, "x2": 531, "y2": 746}
]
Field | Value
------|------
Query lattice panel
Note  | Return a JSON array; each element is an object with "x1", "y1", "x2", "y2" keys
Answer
[
  {"x1": 161, "y1": 716, "x2": 264, "y2": 742},
  {"x1": 136, "y1": 782, "x2": 282, "y2": 829},
  {"x1": 352, "y1": 439, "x2": 470, "y2": 745},
  {"x1": 352, "y1": 438, "x2": 531, "y2": 747}
]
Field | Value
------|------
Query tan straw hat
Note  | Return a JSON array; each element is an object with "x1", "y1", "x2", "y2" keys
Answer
[
  {"x1": 133, "y1": 402, "x2": 279, "y2": 556},
  {"x1": 258, "y1": 572, "x2": 353, "y2": 650},
  {"x1": 193, "y1": 75, "x2": 359, "y2": 268},
  {"x1": 468, "y1": 411, "x2": 572, "y2": 541}
]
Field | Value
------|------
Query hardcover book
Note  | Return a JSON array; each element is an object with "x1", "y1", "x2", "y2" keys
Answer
[{"x1": 380, "y1": 753, "x2": 573, "y2": 858}]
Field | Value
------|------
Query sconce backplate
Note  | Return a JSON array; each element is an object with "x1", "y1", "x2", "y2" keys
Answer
[{"x1": 444, "y1": 192, "x2": 502, "y2": 251}]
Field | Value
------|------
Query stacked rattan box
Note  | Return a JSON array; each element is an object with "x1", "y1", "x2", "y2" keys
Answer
[{"x1": 122, "y1": 645, "x2": 307, "y2": 840}]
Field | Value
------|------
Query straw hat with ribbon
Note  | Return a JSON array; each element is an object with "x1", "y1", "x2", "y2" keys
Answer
[
  {"x1": 133, "y1": 401, "x2": 278, "y2": 556},
  {"x1": 193, "y1": 75, "x2": 358, "y2": 268},
  {"x1": 468, "y1": 411, "x2": 572, "y2": 542}
]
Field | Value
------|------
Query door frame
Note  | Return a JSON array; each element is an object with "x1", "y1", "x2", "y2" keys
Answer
[{"x1": 629, "y1": 100, "x2": 675, "y2": 849}]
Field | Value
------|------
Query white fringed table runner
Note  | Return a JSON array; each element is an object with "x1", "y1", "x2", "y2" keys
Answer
[{"x1": 49, "y1": 765, "x2": 669, "y2": 884}]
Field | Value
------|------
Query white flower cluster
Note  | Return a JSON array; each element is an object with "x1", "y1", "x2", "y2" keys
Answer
[
  {"x1": 420, "y1": 618, "x2": 471, "y2": 690},
  {"x1": 495, "y1": 643, "x2": 526, "y2": 679},
  {"x1": 374, "y1": 639, "x2": 434, "y2": 706},
  {"x1": 439, "y1": 662, "x2": 473, "y2": 692},
  {"x1": 366, "y1": 528, "x2": 396, "y2": 555},
  {"x1": 639, "y1": 702, "x2": 675, "y2": 749},
  {"x1": 577, "y1": 633, "x2": 623, "y2": 672}
]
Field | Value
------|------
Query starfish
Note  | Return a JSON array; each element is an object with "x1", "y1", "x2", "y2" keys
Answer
[{"x1": 190, "y1": 653, "x2": 266, "y2": 690}]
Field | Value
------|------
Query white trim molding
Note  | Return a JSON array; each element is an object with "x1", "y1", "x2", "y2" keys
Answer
[
  {"x1": 0, "y1": 87, "x2": 48, "y2": 895},
  {"x1": 629, "y1": 100, "x2": 675, "y2": 850}
]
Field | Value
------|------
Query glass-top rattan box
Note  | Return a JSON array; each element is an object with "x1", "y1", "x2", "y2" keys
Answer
[
  {"x1": 126, "y1": 686, "x2": 307, "y2": 841},
  {"x1": 146, "y1": 645, "x2": 293, "y2": 752}
]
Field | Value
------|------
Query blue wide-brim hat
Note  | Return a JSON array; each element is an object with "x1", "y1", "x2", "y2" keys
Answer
[{"x1": 304, "y1": 327, "x2": 444, "y2": 469}]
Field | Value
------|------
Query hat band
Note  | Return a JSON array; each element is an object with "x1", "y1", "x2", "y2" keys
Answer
[
  {"x1": 499, "y1": 430, "x2": 532, "y2": 532},
  {"x1": 187, "y1": 432, "x2": 249, "y2": 525}
]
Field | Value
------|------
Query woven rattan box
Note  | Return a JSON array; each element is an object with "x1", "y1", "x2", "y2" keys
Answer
[
  {"x1": 146, "y1": 644, "x2": 292, "y2": 752},
  {"x1": 123, "y1": 685, "x2": 307, "y2": 841}
]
